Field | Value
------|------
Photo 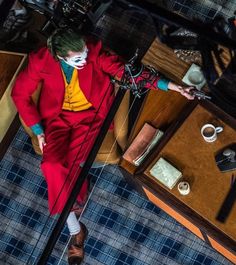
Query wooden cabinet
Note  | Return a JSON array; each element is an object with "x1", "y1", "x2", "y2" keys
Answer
[{"x1": 0, "y1": 51, "x2": 27, "y2": 158}]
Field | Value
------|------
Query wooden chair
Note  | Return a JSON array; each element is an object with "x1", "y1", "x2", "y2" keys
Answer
[{"x1": 19, "y1": 82, "x2": 130, "y2": 164}]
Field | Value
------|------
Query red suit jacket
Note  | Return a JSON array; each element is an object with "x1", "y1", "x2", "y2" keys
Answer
[{"x1": 11, "y1": 39, "x2": 124, "y2": 127}]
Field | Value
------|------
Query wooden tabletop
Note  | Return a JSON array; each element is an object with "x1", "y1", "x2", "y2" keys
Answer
[{"x1": 144, "y1": 102, "x2": 236, "y2": 242}]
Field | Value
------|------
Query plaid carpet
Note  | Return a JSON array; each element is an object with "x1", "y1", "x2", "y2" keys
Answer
[
  {"x1": 164, "y1": 0, "x2": 236, "y2": 22},
  {"x1": 0, "y1": 127, "x2": 234, "y2": 265}
]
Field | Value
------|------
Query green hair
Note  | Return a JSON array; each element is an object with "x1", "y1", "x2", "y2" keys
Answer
[{"x1": 47, "y1": 28, "x2": 86, "y2": 59}]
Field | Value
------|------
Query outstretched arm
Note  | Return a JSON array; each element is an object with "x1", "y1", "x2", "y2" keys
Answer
[{"x1": 167, "y1": 82, "x2": 195, "y2": 100}]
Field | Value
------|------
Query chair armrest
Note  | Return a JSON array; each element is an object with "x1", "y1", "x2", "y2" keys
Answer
[{"x1": 114, "y1": 90, "x2": 130, "y2": 151}]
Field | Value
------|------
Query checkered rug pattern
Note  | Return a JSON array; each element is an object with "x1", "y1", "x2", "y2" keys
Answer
[
  {"x1": 0, "y1": 127, "x2": 234, "y2": 265},
  {"x1": 0, "y1": 127, "x2": 69, "y2": 265},
  {"x1": 164, "y1": 0, "x2": 236, "y2": 22}
]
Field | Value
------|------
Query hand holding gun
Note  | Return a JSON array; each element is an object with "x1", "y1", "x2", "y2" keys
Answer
[{"x1": 190, "y1": 89, "x2": 212, "y2": 100}]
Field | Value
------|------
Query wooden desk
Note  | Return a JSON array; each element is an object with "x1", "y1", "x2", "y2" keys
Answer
[
  {"x1": 120, "y1": 39, "x2": 236, "y2": 263},
  {"x1": 0, "y1": 51, "x2": 27, "y2": 158},
  {"x1": 123, "y1": 101, "x2": 236, "y2": 263},
  {"x1": 137, "y1": 101, "x2": 236, "y2": 263}
]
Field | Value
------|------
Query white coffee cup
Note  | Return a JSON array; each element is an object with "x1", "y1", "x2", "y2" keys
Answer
[
  {"x1": 178, "y1": 181, "x2": 190, "y2": 195},
  {"x1": 200, "y1": 123, "x2": 223, "y2": 142}
]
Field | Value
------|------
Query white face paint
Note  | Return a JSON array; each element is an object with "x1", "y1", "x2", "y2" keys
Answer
[{"x1": 58, "y1": 46, "x2": 88, "y2": 69}]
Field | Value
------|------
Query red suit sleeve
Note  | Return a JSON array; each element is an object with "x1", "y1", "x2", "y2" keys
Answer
[
  {"x1": 11, "y1": 50, "x2": 43, "y2": 127},
  {"x1": 94, "y1": 40, "x2": 125, "y2": 79}
]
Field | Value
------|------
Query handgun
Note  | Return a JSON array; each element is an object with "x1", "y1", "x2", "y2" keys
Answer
[{"x1": 191, "y1": 89, "x2": 211, "y2": 100}]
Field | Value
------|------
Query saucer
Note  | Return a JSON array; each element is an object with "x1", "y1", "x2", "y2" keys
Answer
[{"x1": 182, "y1": 63, "x2": 206, "y2": 90}]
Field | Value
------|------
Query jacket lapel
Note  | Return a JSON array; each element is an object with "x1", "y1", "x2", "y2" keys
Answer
[
  {"x1": 78, "y1": 63, "x2": 93, "y2": 100},
  {"x1": 41, "y1": 57, "x2": 65, "y2": 105}
]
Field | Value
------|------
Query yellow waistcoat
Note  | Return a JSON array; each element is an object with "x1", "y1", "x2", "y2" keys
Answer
[{"x1": 62, "y1": 68, "x2": 92, "y2": 111}]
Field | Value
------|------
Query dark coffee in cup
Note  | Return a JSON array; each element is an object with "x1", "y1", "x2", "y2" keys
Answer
[{"x1": 203, "y1": 127, "x2": 215, "y2": 137}]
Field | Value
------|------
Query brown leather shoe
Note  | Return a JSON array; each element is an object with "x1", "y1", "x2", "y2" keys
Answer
[{"x1": 68, "y1": 222, "x2": 88, "y2": 265}]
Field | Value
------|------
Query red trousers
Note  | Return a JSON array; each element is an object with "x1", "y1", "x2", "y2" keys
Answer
[{"x1": 41, "y1": 108, "x2": 104, "y2": 215}]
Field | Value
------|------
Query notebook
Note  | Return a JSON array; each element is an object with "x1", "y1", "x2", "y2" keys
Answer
[
  {"x1": 123, "y1": 123, "x2": 163, "y2": 166},
  {"x1": 149, "y1": 157, "x2": 182, "y2": 189}
]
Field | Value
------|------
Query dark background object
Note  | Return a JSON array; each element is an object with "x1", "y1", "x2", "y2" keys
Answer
[
  {"x1": 216, "y1": 177, "x2": 236, "y2": 223},
  {"x1": 215, "y1": 143, "x2": 236, "y2": 172},
  {"x1": 211, "y1": 73, "x2": 236, "y2": 118},
  {"x1": 0, "y1": 0, "x2": 16, "y2": 25}
]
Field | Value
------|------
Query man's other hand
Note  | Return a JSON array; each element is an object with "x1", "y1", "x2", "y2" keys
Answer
[{"x1": 37, "y1": 133, "x2": 46, "y2": 153}]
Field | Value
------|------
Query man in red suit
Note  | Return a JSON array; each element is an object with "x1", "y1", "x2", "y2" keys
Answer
[{"x1": 11, "y1": 28, "x2": 194, "y2": 264}]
